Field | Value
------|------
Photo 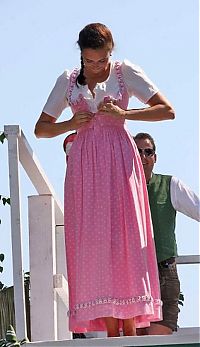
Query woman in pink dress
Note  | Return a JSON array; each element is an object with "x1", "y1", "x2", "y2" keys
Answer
[{"x1": 35, "y1": 23, "x2": 175, "y2": 337}]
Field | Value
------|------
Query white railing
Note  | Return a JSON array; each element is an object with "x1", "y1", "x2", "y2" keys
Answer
[
  {"x1": 4, "y1": 125, "x2": 70, "y2": 341},
  {"x1": 4, "y1": 125, "x2": 200, "y2": 346}
]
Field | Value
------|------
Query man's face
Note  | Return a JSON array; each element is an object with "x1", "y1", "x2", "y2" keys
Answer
[{"x1": 134, "y1": 138, "x2": 157, "y2": 181}]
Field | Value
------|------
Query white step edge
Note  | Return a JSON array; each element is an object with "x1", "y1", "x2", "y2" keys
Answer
[{"x1": 25, "y1": 327, "x2": 200, "y2": 346}]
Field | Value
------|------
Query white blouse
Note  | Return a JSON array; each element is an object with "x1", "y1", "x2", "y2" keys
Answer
[{"x1": 42, "y1": 59, "x2": 159, "y2": 119}]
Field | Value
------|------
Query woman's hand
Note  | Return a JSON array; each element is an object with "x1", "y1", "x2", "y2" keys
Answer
[
  {"x1": 34, "y1": 111, "x2": 93, "y2": 138},
  {"x1": 69, "y1": 111, "x2": 93, "y2": 130},
  {"x1": 97, "y1": 100, "x2": 126, "y2": 119}
]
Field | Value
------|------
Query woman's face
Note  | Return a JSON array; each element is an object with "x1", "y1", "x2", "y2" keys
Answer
[{"x1": 82, "y1": 48, "x2": 111, "y2": 75}]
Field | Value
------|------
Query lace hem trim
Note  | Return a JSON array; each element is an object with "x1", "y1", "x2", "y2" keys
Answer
[{"x1": 68, "y1": 295, "x2": 162, "y2": 316}]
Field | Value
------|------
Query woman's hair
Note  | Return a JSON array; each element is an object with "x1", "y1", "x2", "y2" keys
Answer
[{"x1": 76, "y1": 23, "x2": 114, "y2": 86}]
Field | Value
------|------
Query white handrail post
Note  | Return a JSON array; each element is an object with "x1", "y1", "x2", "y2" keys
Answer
[
  {"x1": 28, "y1": 194, "x2": 57, "y2": 341},
  {"x1": 55, "y1": 225, "x2": 72, "y2": 340},
  {"x1": 4, "y1": 125, "x2": 27, "y2": 340}
]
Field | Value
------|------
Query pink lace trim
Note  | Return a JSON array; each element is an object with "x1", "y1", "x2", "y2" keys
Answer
[
  {"x1": 114, "y1": 61, "x2": 125, "y2": 100},
  {"x1": 68, "y1": 295, "x2": 162, "y2": 316},
  {"x1": 67, "y1": 68, "x2": 79, "y2": 105}
]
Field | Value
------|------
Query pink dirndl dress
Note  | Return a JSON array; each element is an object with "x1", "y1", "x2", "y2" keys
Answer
[{"x1": 64, "y1": 62, "x2": 162, "y2": 332}]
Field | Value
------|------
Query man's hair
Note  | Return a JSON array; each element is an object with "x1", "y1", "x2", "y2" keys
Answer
[{"x1": 134, "y1": 133, "x2": 156, "y2": 152}]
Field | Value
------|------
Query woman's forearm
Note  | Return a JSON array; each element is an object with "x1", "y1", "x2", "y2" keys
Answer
[
  {"x1": 124, "y1": 104, "x2": 175, "y2": 122},
  {"x1": 35, "y1": 119, "x2": 73, "y2": 138}
]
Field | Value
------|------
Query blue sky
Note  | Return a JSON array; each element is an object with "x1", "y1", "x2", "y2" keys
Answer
[{"x1": 0, "y1": 0, "x2": 199, "y2": 329}]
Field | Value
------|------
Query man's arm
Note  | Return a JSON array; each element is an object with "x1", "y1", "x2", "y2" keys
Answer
[{"x1": 170, "y1": 176, "x2": 200, "y2": 222}]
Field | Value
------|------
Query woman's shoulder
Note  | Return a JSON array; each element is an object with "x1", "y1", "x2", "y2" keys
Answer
[
  {"x1": 117, "y1": 59, "x2": 159, "y2": 102},
  {"x1": 58, "y1": 68, "x2": 81, "y2": 85},
  {"x1": 54, "y1": 68, "x2": 79, "y2": 90},
  {"x1": 56, "y1": 69, "x2": 71, "y2": 83},
  {"x1": 120, "y1": 59, "x2": 145, "y2": 74},
  {"x1": 112, "y1": 59, "x2": 146, "y2": 80}
]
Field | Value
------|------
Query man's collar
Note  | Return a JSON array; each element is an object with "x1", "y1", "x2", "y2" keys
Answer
[{"x1": 147, "y1": 172, "x2": 155, "y2": 185}]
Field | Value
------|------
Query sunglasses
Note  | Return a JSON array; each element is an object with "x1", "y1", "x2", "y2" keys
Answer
[{"x1": 137, "y1": 148, "x2": 155, "y2": 157}]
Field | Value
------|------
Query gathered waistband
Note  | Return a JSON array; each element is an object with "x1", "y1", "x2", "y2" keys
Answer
[{"x1": 78, "y1": 115, "x2": 125, "y2": 133}]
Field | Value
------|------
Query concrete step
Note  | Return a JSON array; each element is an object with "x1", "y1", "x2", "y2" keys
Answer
[{"x1": 25, "y1": 327, "x2": 200, "y2": 347}]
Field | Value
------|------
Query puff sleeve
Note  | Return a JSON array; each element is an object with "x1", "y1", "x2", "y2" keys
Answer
[
  {"x1": 42, "y1": 70, "x2": 70, "y2": 119},
  {"x1": 121, "y1": 59, "x2": 159, "y2": 104}
]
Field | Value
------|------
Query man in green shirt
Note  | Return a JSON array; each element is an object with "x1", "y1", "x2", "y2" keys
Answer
[{"x1": 134, "y1": 132, "x2": 199, "y2": 335}]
